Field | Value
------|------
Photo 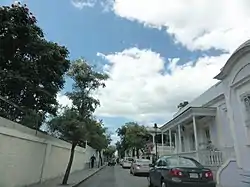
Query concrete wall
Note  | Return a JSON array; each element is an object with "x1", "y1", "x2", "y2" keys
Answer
[{"x1": 0, "y1": 117, "x2": 96, "y2": 187}]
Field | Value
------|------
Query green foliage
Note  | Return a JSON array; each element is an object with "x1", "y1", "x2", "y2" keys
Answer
[
  {"x1": 103, "y1": 145, "x2": 116, "y2": 159},
  {"x1": 47, "y1": 108, "x2": 86, "y2": 144},
  {"x1": 116, "y1": 122, "x2": 150, "y2": 157},
  {"x1": 0, "y1": 3, "x2": 70, "y2": 128},
  {"x1": 66, "y1": 59, "x2": 108, "y2": 118},
  {"x1": 177, "y1": 101, "x2": 189, "y2": 109},
  {"x1": 115, "y1": 141, "x2": 126, "y2": 158},
  {"x1": 86, "y1": 118, "x2": 110, "y2": 151},
  {"x1": 48, "y1": 59, "x2": 109, "y2": 184}
]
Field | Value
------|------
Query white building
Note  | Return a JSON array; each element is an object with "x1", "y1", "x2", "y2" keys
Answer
[{"x1": 157, "y1": 40, "x2": 250, "y2": 187}]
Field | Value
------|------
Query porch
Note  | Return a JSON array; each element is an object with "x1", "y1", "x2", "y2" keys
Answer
[{"x1": 160, "y1": 107, "x2": 236, "y2": 168}]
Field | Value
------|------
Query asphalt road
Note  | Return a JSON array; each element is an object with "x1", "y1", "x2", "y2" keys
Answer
[{"x1": 78, "y1": 165, "x2": 149, "y2": 187}]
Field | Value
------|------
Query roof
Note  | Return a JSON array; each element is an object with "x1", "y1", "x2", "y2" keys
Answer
[
  {"x1": 215, "y1": 39, "x2": 250, "y2": 80},
  {"x1": 160, "y1": 107, "x2": 216, "y2": 131}
]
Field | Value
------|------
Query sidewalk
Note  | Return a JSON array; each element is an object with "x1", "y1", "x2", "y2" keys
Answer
[{"x1": 28, "y1": 165, "x2": 106, "y2": 187}]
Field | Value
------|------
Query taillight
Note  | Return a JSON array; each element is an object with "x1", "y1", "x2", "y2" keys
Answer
[
  {"x1": 204, "y1": 171, "x2": 213, "y2": 179},
  {"x1": 169, "y1": 168, "x2": 183, "y2": 177}
]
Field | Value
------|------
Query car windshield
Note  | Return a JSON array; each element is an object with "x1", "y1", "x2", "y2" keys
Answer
[
  {"x1": 136, "y1": 159, "x2": 150, "y2": 164},
  {"x1": 166, "y1": 157, "x2": 203, "y2": 168}
]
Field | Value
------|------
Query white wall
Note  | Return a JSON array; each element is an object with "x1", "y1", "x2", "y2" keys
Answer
[{"x1": 0, "y1": 117, "x2": 96, "y2": 187}]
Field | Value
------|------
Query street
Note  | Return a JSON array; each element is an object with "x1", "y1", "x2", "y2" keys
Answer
[{"x1": 78, "y1": 165, "x2": 148, "y2": 187}]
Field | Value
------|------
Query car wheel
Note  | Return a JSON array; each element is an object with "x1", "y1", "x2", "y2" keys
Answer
[{"x1": 130, "y1": 169, "x2": 132, "y2": 174}]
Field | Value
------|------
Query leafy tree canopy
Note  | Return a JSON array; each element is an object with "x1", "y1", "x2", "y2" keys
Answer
[
  {"x1": 116, "y1": 122, "x2": 150, "y2": 157},
  {"x1": 47, "y1": 59, "x2": 108, "y2": 185},
  {"x1": 0, "y1": 2, "x2": 70, "y2": 128},
  {"x1": 103, "y1": 145, "x2": 116, "y2": 159},
  {"x1": 177, "y1": 101, "x2": 189, "y2": 109}
]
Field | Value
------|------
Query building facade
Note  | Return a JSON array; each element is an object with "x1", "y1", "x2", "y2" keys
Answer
[{"x1": 158, "y1": 40, "x2": 250, "y2": 187}]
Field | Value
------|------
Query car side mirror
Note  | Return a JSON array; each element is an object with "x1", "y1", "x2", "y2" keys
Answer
[{"x1": 149, "y1": 163, "x2": 154, "y2": 167}]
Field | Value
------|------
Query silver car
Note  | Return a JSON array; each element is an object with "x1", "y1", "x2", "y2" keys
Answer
[
  {"x1": 130, "y1": 159, "x2": 151, "y2": 176},
  {"x1": 122, "y1": 157, "x2": 134, "y2": 168}
]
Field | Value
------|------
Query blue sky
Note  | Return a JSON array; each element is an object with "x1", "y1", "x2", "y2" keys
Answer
[{"x1": 2, "y1": 0, "x2": 248, "y2": 143}]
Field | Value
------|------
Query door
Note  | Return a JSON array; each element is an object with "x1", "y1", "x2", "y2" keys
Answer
[
  {"x1": 150, "y1": 159, "x2": 160, "y2": 185},
  {"x1": 154, "y1": 160, "x2": 167, "y2": 187}
]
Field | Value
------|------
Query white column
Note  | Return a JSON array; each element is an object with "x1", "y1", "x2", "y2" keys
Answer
[
  {"x1": 169, "y1": 129, "x2": 172, "y2": 151},
  {"x1": 152, "y1": 134, "x2": 155, "y2": 144},
  {"x1": 192, "y1": 116, "x2": 198, "y2": 151},
  {"x1": 178, "y1": 125, "x2": 182, "y2": 153},
  {"x1": 174, "y1": 133, "x2": 177, "y2": 153},
  {"x1": 161, "y1": 132, "x2": 164, "y2": 147}
]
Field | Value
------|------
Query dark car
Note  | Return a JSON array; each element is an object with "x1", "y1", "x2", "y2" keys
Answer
[
  {"x1": 108, "y1": 159, "x2": 116, "y2": 166},
  {"x1": 148, "y1": 156, "x2": 216, "y2": 187}
]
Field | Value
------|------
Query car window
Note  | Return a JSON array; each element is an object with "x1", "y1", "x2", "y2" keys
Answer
[
  {"x1": 127, "y1": 158, "x2": 134, "y2": 162},
  {"x1": 165, "y1": 157, "x2": 203, "y2": 168},
  {"x1": 136, "y1": 159, "x2": 150, "y2": 164},
  {"x1": 157, "y1": 160, "x2": 167, "y2": 166},
  {"x1": 155, "y1": 158, "x2": 161, "y2": 166}
]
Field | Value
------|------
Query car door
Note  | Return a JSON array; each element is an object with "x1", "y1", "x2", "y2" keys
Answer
[
  {"x1": 154, "y1": 160, "x2": 165, "y2": 187},
  {"x1": 150, "y1": 159, "x2": 160, "y2": 185}
]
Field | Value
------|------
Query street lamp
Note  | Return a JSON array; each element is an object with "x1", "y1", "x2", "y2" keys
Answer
[{"x1": 154, "y1": 123, "x2": 158, "y2": 159}]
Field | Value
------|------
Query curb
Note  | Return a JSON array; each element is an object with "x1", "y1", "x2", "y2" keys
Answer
[{"x1": 73, "y1": 165, "x2": 107, "y2": 187}]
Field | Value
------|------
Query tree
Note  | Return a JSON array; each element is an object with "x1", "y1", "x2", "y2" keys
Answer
[
  {"x1": 0, "y1": 2, "x2": 70, "y2": 128},
  {"x1": 116, "y1": 122, "x2": 150, "y2": 158},
  {"x1": 103, "y1": 145, "x2": 116, "y2": 160},
  {"x1": 66, "y1": 59, "x2": 108, "y2": 118},
  {"x1": 86, "y1": 119, "x2": 111, "y2": 166},
  {"x1": 48, "y1": 59, "x2": 108, "y2": 185},
  {"x1": 48, "y1": 108, "x2": 87, "y2": 184},
  {"x1": 115, "y1": 141, "x2": 126, "y2": 158},
  {"x1": 177, "y1": 101, "x2": 189, "y2": 109}
]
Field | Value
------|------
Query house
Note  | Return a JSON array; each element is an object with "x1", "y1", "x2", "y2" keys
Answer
[{"x1": 158, "y1": 40, "x2": 250, "y2": 187}]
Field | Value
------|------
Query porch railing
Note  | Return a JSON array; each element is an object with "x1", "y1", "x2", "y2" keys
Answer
[
  {"x1": 198, "y1": 147, "x2": 235, "y2": 167},
  {"x1": 199, "y1": 150, "x2": 223, "y2": 167},
  {"x1": 165, "y1": 147, "x2": 235, "y2": 167}
]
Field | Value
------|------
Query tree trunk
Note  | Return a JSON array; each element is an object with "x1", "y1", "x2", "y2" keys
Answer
[
  {"x1": 62, "y1": 142, "x2": 77, "y2": 185},
  {"x1": 98, "y1": 150, "x2": 103, "y2": 166},
  {"x1": 132, "y1": 148, "x2": 135, "y2": 157},
  {"x1": 136, "y1": 148, "x2": 139, "y2": 158}
]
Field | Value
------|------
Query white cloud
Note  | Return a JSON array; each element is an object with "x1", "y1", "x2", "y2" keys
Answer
[
  {"x1": 56, "y1": 93, "x2": 72, "y2": 108},
  {"x1": 94, "y1": 48, "x2": 229, "y2": 122},
  {"x1": 71, "y1": 0, "x2": 96, "y2": 9},
  {"x1": 111, "y1": 0, "x2": 250, "y2": 53}
]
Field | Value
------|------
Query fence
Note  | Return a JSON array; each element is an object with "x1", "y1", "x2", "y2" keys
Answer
[{"x1": 0, "y1": 117, "x2": 96, "y2": 187}]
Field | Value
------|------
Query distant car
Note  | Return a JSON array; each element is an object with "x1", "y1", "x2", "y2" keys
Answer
[
  {"x1": 130, "y1": 158, "x2": 151, "y2": 176},
  {"x1": 108, "y1": 159, "x2": 116, "y2": 166},
  {"x1": 119, "y1": 159, "x2": 124, "y2": 165},
  {"x1": 122, "y1": 157, "x2": 134, "y2": 168},
  {"x1": 148, "y1": 156, "x2": 216, "y2": 187}
]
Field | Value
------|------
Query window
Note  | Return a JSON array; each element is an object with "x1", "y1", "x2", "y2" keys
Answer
[
  {"x1": 157, "y1": 160, "x2": 167, "y2": 167},
  {"x1": 240, "y1": 93, "x2": 250, "y2": 144},
  {"x1": 243, "y1": 95, "x2": 250, "y2": 111},
  {"x1": 136, "y1": 159, "x2": 150, "y2": 164},
  {"x1": 205, "y1": 128, "x2": 211, "y2": 141},
  {"x1": 165, "y1": 157, "x2": 203, "y2": 168},
  {"x1": 240, "y1": 93, "x2": 250, "y2": 126}
]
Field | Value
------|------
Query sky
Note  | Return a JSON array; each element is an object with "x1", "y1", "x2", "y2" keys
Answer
[{"x1": 2, "y1": 0, "x2": 250, "y2": 143}]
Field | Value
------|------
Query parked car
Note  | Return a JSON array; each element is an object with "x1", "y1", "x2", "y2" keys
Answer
[
  {"x1": 130, "y1": 158, "x2": 151, "y2": 176},
  {"x1": 148, "y1": 156, "x2": 216, "y2": 187},
  {"x1": 122, "y1": 157, "x2": 134, "y2": 168}
]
